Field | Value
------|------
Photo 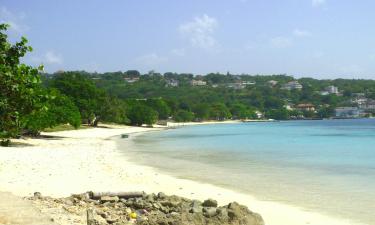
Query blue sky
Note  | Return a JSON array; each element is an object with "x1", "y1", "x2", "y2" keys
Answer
[{"x1": 1, "y1": 0, "x2": 375, "y2": 79}]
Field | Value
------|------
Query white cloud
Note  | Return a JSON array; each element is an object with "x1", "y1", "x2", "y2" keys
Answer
[
  {"x1": 171, "y1": 48, "x2": 186, "y2": 56},
  {"x1": 312, "y1": 0, "x2": 326, "y2": 7},
  {"x1": 270, "y1": 37, "x2": 293, "y2": 48},
  {"x1": 293, "y1": 29, "x2": 312, "y2": 37},
  {"x1": 0, "y1": 7, "x2": 29, "y2": 34},
  {"x1": 45, "y1": 51, "x2": 63, "y2": 64},
  {"x1": 30, "y1": 51, "x2": 63, "y2": 65},
  {"x1": 135, "y1": 53, "x2": 168, "y2": 66},
  {"x1": 179, "y1": 14, "x2": 218, "y2": 49}
]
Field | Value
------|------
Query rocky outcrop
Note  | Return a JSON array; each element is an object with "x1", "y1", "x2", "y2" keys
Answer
[{"x1": 28, "y1": 192, "x2": 264, "y2": 225}]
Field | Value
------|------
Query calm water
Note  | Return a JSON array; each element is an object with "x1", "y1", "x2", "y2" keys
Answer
[{"x1": 120, "y1": 119, "x2": 375, "y2": 224}]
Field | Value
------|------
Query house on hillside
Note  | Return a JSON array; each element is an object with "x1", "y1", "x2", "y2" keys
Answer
[
  {"x1": 166, "y1": 79, "x2": 179, "y2": 87},
  {"x1": 267, "y1": 80, "x2": 278, "y2": 87},
  {"x1": 325, "y1": 85, "x2": 339, "y2": 94},
  {"x1": 320, "y1": 85, "x2": 339, "y2": 95},
  {"x1": 227, "y1": 81, "x2": 255, "y2": 89},
  {"x1": 296, "y1": 103, "x2": 315, "y2": 112},
  {"x1": 335, "y1": 107, "x2": 362, "y2": 118},
  {"x1": 124, "y1": 77, "x2": 140, "y2": 83},
  {"x1": 281, "y1": 81, "x2": 303, "y2": 90},
  {"x1": 227, "y1": 83, "x2": 245, "y2": 90},
  {"x1": 190, "y1": 80, "x2": 207, "y2": 86}
]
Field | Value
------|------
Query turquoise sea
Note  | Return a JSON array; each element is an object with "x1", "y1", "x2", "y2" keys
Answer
[{"x1": 120, "y1": 119, "x2": 375, "y2": 224}]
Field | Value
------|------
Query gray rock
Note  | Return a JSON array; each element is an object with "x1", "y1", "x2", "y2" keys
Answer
[
  {"x1": 33, "y1": 192, "x2": 42, "y2": 199},
  {"x1": 157, "y1": 192, "x2": 167, "y2": 199},
  {"x1": 203, "y1": 207, "x2": 217, "y2": 217},
  {"x1": 202, "y1": 198, "x2": 218, "y2": 207}
]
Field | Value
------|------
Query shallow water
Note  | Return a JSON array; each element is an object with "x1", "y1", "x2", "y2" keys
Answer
[{"x1": 119, "y1": 119, "x2": 375, "y2": 225}]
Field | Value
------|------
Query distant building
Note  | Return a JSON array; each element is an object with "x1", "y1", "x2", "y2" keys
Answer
[
  {"x1": 255, "y1": 111, "x2": 264, "y2": 119},
  {"x1": 352, "y1": 94, "x2": 368, "y2": 108},
  {"x1": 166, "y1": 79, "x2": 179, "y2": 87},
  {"x1": 241, "y1": 81, "x2": 256, "y2": 85},
  {"x1": 190, "y1": 80, "x2": 207, "y2": 86},
  {"x1": 281, "y1": 81, "x2": 303, "y2": 90},
  {"x1": 335, "y1": 107, "x2": 362, "y2": 118},
  {"x1": 325, "y1": 85, "x2": 339, "y2": 94},
  {"x1": 362, "y1": 100, "x2": 375, "y2": 112},
  {"x1": 227, "y1": 83, "x2": 245, "y2": 90},
  {"x1": 124, "y1": 77, "x2": 140, "y2": 83},
  {"x1": 296, "y1": 103, "x2": 315, "y2": 112},
  {"x1": 267, "y1": 80, "x2": 278, "y2": 87},
  {"x1": 284, "y1": 103, "x2": 295, "y2": 111},
  {"x1": 227, "y1": 81, "x2": 255, "y2": 89},
  {"x1": 319, "y1": 91, "x2": 330, "y2": 96}
]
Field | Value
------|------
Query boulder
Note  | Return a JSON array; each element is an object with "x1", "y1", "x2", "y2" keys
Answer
[{"x1": 202, "y1": 198, "x2": 218, "y2": 207}]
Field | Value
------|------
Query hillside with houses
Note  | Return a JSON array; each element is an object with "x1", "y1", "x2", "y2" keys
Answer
[{"x1": 42, "y1": 71, "x2": 375, "y2": 121}]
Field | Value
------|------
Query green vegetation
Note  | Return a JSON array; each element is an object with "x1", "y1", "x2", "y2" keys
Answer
[{"x1": 39, "y1": 69, "x2": 375, "y2": 126}]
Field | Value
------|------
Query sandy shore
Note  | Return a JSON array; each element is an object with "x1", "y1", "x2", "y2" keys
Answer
[{"x1": 0, "y1": 124, "x2": 365, "y2": 225}]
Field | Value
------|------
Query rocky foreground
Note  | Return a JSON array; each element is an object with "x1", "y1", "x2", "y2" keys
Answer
[{"x1": 28, "y1": 191, "x2": 264, "y2": 225}]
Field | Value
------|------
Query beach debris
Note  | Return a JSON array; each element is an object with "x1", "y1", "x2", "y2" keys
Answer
[
  {"x1": 89, "y1": 191, "x2": 145, "y2": 199},
  {"x1": 27, "y1": 191, "x2": 265, "y2": 225}
]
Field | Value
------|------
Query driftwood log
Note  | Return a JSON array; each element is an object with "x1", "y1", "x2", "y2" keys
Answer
[{"x1": 88, "y1": 191, "x2": 145, "y2": 200}]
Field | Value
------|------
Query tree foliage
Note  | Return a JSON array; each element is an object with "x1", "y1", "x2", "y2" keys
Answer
[
  {"x1": 0, "y1": 24, "x2": 82, "y2": 145},
  {"x1": 0, "y1": 24, "x2": 46, "y2": 144}
]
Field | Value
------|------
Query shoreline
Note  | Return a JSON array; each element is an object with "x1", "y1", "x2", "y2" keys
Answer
[{"x1": 0, "y1": 124, "x2": 366, "y2": 225}]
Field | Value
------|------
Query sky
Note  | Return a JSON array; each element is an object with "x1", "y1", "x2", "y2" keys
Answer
[{"x1": 1, "y1": 0, "x2": 375, "y2": 79}]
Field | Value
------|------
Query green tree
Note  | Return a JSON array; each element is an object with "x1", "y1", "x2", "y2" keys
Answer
[
  {"x1": 0, "y1": 24, "x2": 46, "y2": 145},
  {"x1": 266, "y1": 108, "x2": 289, "y2": 120},
  {"x1": 209, "y1": 103, "x2": 232, "y2": 120},
  {"x1": 146, "y1": 98, "x2": 171, "y2": 120},
  {"x1": 99, "y1": 97, "x2": 129, "y2": 124},
  {"x1": 174, "y1": 110, "x2": 194, "y2": 122},
  {"x1": 230, "y1": 103, "x2": 256, "y2": 119},
  {"x1": 127, "y1": 104, "x2": 158, "y2": 126},
  {"x1": 193, "y1": 103, "x2": 210, "y2": 121},
  {"x1": 49, "y1": 72, "x2": 104, "y2": 125},
  {"x1": 24, "y1": 90, "x2": 81, "y2": 135}
]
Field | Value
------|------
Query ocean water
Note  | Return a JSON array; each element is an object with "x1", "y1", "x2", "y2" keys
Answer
[{"x1": 120, "y1": 119, "x2": 375, "y2": 224}]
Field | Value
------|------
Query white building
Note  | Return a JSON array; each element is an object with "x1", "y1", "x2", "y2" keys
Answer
[
  {"x1": 190, "y1": 80, "x2": 207, "y2": 86},
  {"x1": 281, "y1": 81, "x2": 303, "y2": 90},
  {"x1": 166, "y1": 79, "x2": 179, "y2": 87},
  {"x1": 325, "y1": 85, "x2": 339, "y2": 94},
  {"x1": 335, "y1": 107, "x2": 362, "y2": 118},
  {"x1": 124, "y1": 77, "x2": 140, "y2": 83},
  {"x1": 267, "y1": 80, "x2": 278, "y2": 87}
]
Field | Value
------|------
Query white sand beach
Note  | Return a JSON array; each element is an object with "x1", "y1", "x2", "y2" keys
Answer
[{"x1": 0, "y1": 124, "x2": 366, "y2": 225}]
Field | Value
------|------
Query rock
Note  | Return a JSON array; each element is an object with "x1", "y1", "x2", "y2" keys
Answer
[
  {"x1": 106, "y1": 215, "x2": 120, "y2": 224},
  {"x1": 203, "y1": 207, "x2": 217, "y2": 217},
  {"x1": 190, "y1": 200, "x2": 203, "y2": 214},
  {"x1": 227, "y1": 202, "x2": 265, "y2": 225},
  {"x1": 101, "y1": 196, "x2": 119, "y2": 203},
  {"x1": 125, "y1": 207, "x2": 132, "y2": 215},
  {"x1": 28, "y1": 191, "x2": 264, "y2": 225},
  {"x1": 157, "y1": 192, "x2": 166, "y2": 199},
  {"x1": 202, "y1": 198, "x2": 218, "y2": 207},
  {"x1": 93, "y1": 214, "x2": 108, "y2": 225},
  {"x1": 72, "y1": 193, "x2": 90, "y2": 201},
  {"x1": 145, "y1": 194, "x2": 156, "y2": 203},
  {"x1": 33, "y1": 192, "x2": 42, "y2": 199}
]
